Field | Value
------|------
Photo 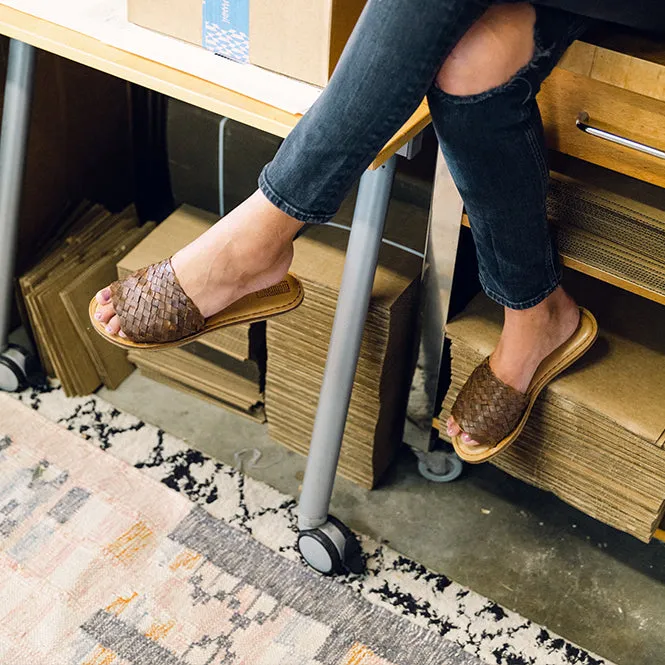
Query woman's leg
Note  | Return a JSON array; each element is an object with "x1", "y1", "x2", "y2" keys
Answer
[
  {"x1": 95, "y1": 0, "x2": 495, "y2": 335},
  {"x1": 431, "y1": 4, "x2": 588, "y2": 445}
]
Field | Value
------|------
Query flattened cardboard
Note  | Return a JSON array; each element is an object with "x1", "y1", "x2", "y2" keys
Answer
[
  {"x1": 61, "y1": 223, "x2": 156, "y2": 390},
  {"x1": 127, "y1": 346, "x2": 263, "y2": 412},
  {"x1": 265, "y1": 199, "x2": 426, "y2": 488},
  {"x1": 19, "y1": 205, "x2": 141, "y2": 395},
  {"x1": 136, "y1": 366, "x2": 266, "y2": 423}
]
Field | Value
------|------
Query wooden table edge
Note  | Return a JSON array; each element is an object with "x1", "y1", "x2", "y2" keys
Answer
[{"x1": 0, "y1": 5, "x2": 432, "y2": 170}]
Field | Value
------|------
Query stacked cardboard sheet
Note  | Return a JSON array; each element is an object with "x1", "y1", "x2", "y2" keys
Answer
[
  {"x1": 266, "y1": 200, "x2": 425, "y2": 489},
  {"x1": 548, "y1": 172, "x2": 665, "y2": 305},
  {"x1": 118, "y1": 205, "x2": 266, "y2": 421},
  {"x1": 127, "y1": 343, "x2": 264, "y2": 421},
  {"x1": 441, "y1": 272, "x2": 665, "y2": 542},
  {"x1": 18, "y1": 203, "x2": 152, "y2": 396}
]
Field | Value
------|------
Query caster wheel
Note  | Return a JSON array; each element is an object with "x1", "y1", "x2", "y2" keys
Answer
[
  {"x1": 417, "y1": 451, "x2": 463, "y2": 483},
  {"x1": 0, "y1": 344, "x2": 43, "y2": 392},
  {"x1": 298, "y1": 515, "x2": 364, "y2": 576}
]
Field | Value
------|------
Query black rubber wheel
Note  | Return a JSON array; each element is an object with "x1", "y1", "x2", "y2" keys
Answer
[
  {"x1": 327, "y1": 516, "x2": 365, "y2": 575},
  {"x1": 298, "y1": 516, "x2": 365, "y2": 576},
  {"x1": 298, "y1": 528, "x2": 344, "y2": 576}
]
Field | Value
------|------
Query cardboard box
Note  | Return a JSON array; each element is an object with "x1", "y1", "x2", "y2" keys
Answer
[
  {"x1": 250, "y1": 0, "x2": 366, "y2": 86},
  {"x1": 128, "y1": 0, "x2": 251, "y2": 63},
  {"x1": 127, "y1": 0, "x2": 366, "y2": 85}
]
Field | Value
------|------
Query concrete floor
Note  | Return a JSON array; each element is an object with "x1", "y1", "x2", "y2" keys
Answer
[{"x1": 101, "y1": 371, "x2": 665, "y2": 665}]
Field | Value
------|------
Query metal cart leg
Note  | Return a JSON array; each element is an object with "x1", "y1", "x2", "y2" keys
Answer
[
  {"x1": 403, "y1": 151, "x2": 464, "y2": 476},
  {"x1": 0, "y1": 40, "x2": 39, "y2": 393},
  {"x1": 297, "y1": 156, "x2": 397, "y2": 576}
]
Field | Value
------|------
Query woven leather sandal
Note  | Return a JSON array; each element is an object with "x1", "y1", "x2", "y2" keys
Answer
[
  {"x1": 89, "y1": 258, "x2": 304, "y2": 350},
  {"x1": 449, "y1": 307, "x2": 598, "y2": 464}
]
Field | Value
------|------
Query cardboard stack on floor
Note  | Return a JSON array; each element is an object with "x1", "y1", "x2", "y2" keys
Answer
[
  {"x1": 265, "y1": 199, "x2": 426, "y2": 489},
  {"x1": 19, "y1": 203, "x2": 153, "y2": 396},
  {"x1": 441, "y1": 175, "x2": 665, "y2": 543},
  {"x1": 118, "y1": 205, "x2": 266, "y2": 422}
]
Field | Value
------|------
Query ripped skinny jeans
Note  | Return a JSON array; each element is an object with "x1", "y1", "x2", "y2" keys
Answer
[{"x1": 258, "y1": 0, "x2": 587, "y2": 310}]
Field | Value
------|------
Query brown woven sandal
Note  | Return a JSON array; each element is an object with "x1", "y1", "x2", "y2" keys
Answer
[
  {"x1": 449, "y1": 307, "x2": 598, "y2": 464},
  {"x1": 89, "y1": 258, "x2": 304, "y2": 350}
]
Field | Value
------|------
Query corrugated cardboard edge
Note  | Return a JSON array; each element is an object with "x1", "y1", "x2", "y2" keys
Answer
[{"x1": 137, "y1": 366, "x2": 266, "y2": 423}]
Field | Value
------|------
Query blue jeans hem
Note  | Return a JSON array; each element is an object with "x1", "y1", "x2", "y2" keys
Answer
[
  {"x1": 480, "y1": 274, "x2": 562, "y2": 311},
  {"x1": 259, "y1": 168, "x2": 336, "y2": 225}
]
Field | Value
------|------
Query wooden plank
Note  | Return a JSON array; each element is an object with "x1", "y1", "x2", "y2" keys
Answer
[
  {"x1": 0, "y1": 5, "x2": 430, "y2": 170},
  {"x1": 654, "y1": 528, "x2": 665, "y2": 543},
  {"x1": 559, "y1": 38, "x2": 665, "y2": 102}
]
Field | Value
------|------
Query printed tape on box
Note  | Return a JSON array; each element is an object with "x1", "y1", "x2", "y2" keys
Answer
[{"x1": 203, "y1": 0, "x2": 249, "y2": 63}]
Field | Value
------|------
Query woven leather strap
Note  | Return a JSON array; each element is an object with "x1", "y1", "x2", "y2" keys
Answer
[
  {"x1": 109, "y1": 258, "x2": 205, "y2": 343},
  {"x1": 451, "y1": 357, "x2": 529, "y2": 447}
]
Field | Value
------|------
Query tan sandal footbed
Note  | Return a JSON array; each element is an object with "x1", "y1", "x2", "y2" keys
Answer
[
  {"x1": 89, "y1": 273, "x2": 304, "y2": 350},
  {"x1": 451, "y1": 307, "x2": 598, "y2": 464}
]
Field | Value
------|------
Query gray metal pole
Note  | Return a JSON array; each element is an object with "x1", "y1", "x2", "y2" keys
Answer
[
  {"x1": 0, "y1": 40, "x2": 36, "y2": 353},
  {"x1": 403, "y1": 151, "x2": 464, "y2": 452},
  {"x1": 298, "y1": 156, "x2": 397, "y2": 531}
]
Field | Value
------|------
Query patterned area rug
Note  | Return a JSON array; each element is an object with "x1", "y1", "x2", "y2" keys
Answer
[{"x1": 3, "y1": 384, "x2": 612, "y2": 665}]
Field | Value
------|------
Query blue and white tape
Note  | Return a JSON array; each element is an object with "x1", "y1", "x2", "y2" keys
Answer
[{"x1": 203, "y1": 0, "x2": 250, "y2": 64}]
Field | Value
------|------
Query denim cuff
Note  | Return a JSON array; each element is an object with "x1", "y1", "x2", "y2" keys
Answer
[
  {"x1": 258, "y1": 167, "x2": 336, "y2": 225},
  {"x1": 479, "y1": 273, "x2": 562, "y2": 311}
]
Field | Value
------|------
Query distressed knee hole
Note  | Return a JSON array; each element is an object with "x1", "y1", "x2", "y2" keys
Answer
[{"x1": 436, "y1": 2, "x2": 536, "y2": 97}]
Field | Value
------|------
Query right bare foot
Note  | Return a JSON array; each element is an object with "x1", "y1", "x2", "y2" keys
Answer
[
  {"x1": 93, "y1": 191, "x2": 304, "y2": 338},
  {"x1": 446, "y1": 286, "x2": 581, "y2": 447}
]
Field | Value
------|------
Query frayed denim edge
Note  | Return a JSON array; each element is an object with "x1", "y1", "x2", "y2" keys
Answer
[{"x1": 258, "y1": 168, "x2": 336, "y2": 225}]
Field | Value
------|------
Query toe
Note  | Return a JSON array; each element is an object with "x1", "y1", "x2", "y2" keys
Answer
[
  {"x1": 96, "y1": 287, "x2": 112, "y2": 305},
  {"x1": 94, "y1": 302, "x2": 116, "y2": 324},
  {"x1": 461, "y1": 432, "x2": 483, "y2": 447},
  {"x1": 105, "y1": 315, "x2": 122, "y2": 337},
  {"x1": 446, "y1": 417, "x2": 462, "y2": 437}
]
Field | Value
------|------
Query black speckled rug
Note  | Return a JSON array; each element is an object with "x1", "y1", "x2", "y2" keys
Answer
[{"x1": 6, "y1": 383, "x2": 612, "y2": 665}]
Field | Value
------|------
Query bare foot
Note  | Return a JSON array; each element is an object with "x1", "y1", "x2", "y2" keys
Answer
[
  {"x1": 93, "y1": 191, "x2": 304, "y2": 338},
  {"x1": 446, "y1": 287, "x2": 580, "y2": 446}
]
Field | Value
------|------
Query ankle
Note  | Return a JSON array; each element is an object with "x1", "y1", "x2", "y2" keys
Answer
[
  {"x1": 227, "y1": 221, "x2": 294, "y2": 275},
  {"x1": 505, "y1": 288, "x2": 576, "y2": 327}
]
